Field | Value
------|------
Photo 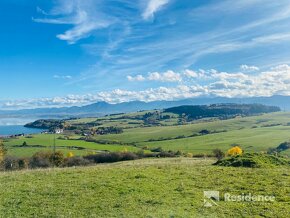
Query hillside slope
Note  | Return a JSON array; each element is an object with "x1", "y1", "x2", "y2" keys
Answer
[{"x1": 0, "y1": 158, "x2": 288, "y2": 217}]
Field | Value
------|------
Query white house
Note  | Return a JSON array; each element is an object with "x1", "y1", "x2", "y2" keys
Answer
[{"x1": 54, "y1": 128, "x2": 64, "y2": 134}]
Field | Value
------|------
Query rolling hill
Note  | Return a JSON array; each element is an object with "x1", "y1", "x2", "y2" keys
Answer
[{"x1": 0, "y1": 95, "x2": 290, "y2": 119}]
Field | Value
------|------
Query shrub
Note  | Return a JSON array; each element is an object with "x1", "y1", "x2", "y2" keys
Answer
[
  {"x1": 267, "y1": 147, "x2": 278, "y2": 155},
  {"x1": 142, "y1": 153, "x2": 157, "y2": 158},
  {"x1": 121, "y1": 152, "x2": 139, "y2": 161},
  {"x1": 199, "y1": 129, "x2": 210, "y2": 135},
  {"x1": 30, "y1": 151, "x2": 65, "y2": 168},
  {"x1": 64, "y1": 156, "x2": 91, "y2": 167},
  {"x1": 84, "y1": 152, "x2": 138, "y2": 164},
  {"x1": 214, "y1": 153, "x2": 290, "y2": 168},
  {"x1": 186, "y1": 153, "x2": 193, "y2": 158},
  {"x1": 2, "y1": 156, "x2": 29, "y2": 171},
  {"x1": 3, "y1": 156, "x2": 19, "y2": 170},
  {"x1": 150, "y1": 147, "x2": 163, "y2": 152},
  {"x1": 227, "y1": 146, "x2": 243, "y2": 156},
  {"x1": 276, "y1": 142, "x2": 290, "y2": 152},
  {"x1": 30, "y1": 151, "x2": 52, "y2": 168},
  {"x1": 0, "y1": 140, "x2": 6, "y2": 163},
  {"x1": 213, "y1": 149, "x2": 225, "y2": 160},
  {"x1": 67, "y1": 152, "x2": 74, "y2": 158},
  {"x1": 18, "y1": 158, "x2": 29, "y2": 169},
  {"x1": 158, "y1": 151, "x2": 176, "y2": 158},
  {"x1": 49, "y1": 151, "x2": 65, "y2": 167},
  {"x1": 135, "y1": 149, "x2": 145, "y2": 157}
]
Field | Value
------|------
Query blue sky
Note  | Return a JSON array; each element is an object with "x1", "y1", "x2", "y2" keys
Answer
[{"x1": 1, "y1": 0, "x2": 290, "y2": 109}]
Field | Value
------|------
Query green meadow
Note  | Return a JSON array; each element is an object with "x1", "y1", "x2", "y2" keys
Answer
[
  {"x1": 0, "y1": 158, "x2": 288, "y2": 217},
  {"x1": 3, "y1": 134, "x2": 139, "y2": 157},
  {"x1": 4, "y1": 112, "x2": 290, "y2": 157},
  {"x1": 1, "y1": 111, "x2": 289, "y2": 217}
]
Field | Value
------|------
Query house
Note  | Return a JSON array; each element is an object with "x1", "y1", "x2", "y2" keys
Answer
[{"x1": 54, "y1": 128, "x2": 64, "y2": 134}]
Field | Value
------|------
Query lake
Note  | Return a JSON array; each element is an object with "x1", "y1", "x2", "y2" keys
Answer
[
  {"x1": 0, "y1": 117, "x2": 44, "y2": 136},
  {"x1": 0, "y1": 125, "x2": 45, "y2": 136}
]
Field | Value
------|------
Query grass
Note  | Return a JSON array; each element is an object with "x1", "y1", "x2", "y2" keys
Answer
[
  {"x1": 139, "y1": 125, "x2": 290, "y2": 154},
  {"x1": 214, "y1": 153, "x2": 290, "y2": 168},
  {"x1": 91, "y1": 112, "x2": 290, "y2": 154},
  {"x1": 3, "y1": 112, "x2": 290, "y2": 157},
  {"x1": 4, "y1": 134, "x2": 139, "y2": 157},
  {"x1": 0, "y1": 158, "x2": 288, "y2": 217},
  {"x1": 7, "y1": 147, "x2": 88, "y2": 157}
]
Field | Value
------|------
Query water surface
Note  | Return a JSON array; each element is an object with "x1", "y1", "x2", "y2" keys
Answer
[{"x1": 0, "y1": 117, "x2": 44, "y2": 136}]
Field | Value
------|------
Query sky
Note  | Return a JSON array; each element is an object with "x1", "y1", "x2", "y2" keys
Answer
[{"x1": 1, "y1": 0, "x2": 290, "y2": 109}]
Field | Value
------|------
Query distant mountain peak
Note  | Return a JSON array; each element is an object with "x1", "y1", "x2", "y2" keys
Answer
[{"x1": 0, "y1": 95, "x2": 289, "y2": 119}]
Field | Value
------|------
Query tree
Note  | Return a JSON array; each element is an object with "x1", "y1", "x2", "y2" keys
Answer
[
  {"x1": 0, "y1": 140, "x2": 6, "y2": 163},
  {"x1": 213, "y1": 149, "x2": 225, "y2": 160},
  {"x1": 49, "y1": 151, "x2": 65, "y2": 167},
  {"x1": 227, "y1": 146, "x2": 243, "y2": 156}
]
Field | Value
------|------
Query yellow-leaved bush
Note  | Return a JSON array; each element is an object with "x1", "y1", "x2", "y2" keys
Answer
[
  {"x1": 227, "y1": 146, "x2": 243, "y2": 156},
  {"x1": 186, "y1": 153, "x2": 193, "y2": 158},
  {"x1": 67, "y1": 152, "x2": 74, "y2": 158}
]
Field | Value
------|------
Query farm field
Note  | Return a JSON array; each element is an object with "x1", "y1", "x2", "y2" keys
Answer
[
  {"x1": 0, "y1": 158, "x2": 288, "y2": 217},
  {"x1": 3, "y1": 134, "x2": 139, "y2": 157},
  {"x1": 3, "y1": 112, "x2": 290, "y2": 157}
]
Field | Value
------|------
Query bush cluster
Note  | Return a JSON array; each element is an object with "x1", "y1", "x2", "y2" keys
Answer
[
  {"x1": 1, "y1": 156, "x2": 29, "y2": 170},
  {"x1": 213, "y1": 153, "x2": 290, "y2": 168},
  {"x1": 84, "y1": 152, "x2": 138, "y2": 163},
  {"x1": 0, "y1": 148, "x2": 187, "y2": 171}
]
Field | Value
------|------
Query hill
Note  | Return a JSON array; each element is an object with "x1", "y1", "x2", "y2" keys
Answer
[
  {"x1": 4, "y1": 110, "x2": 290, "y2": 158},
  {"x1": 0, "y1": 95, "x2": 289, "y2": 119},
  {"x1": 164, "y1": 104, "x2": 280, "y2": 119},
  {"x1": 24, "y1": 103, "x2": 280, "y2": 130},
  {"x1": 0, "y1": 158, "x2": 288, "y2": 217},
  {"x1": 214, "y1": 153, "x2": 290, "y2": 168}
]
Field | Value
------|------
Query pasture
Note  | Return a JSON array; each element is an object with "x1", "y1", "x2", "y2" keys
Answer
[
  {"x1": 3, "y1": 112, "x2": 290, "y2": 157},
  {"x1": 0, "y1": 158, "x2": 288, "y2": 217}
]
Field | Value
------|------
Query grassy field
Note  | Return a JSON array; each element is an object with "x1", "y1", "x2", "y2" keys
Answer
[
  {"x1": 0, "y1": 158, "x2": 288, "y2": 217},
  {"x1": 92, "y1": 112, "x2": 290, "y2": 155},
  {"x1": 138, "y1": 125, "x2": 290, "y2": 155},
  {"x1": 3, "y1": 134, "x2": 139, "y2": 157},
  {"x1": 3, "y1": 112, "x2": 290, "y2": 157}
]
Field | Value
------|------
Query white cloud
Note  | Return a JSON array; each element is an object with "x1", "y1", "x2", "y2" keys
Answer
[
  {"x1": 34, "y1": 0, "x2": 113, "y2": 44},
  {"x1": 3, "y1": 64, "x2": 290, "y2": 109},
  {"x1": 142, "y1": 0, "x2": 170, "y2": 20},
  {"x1": 127, "y1": 75, "x2": 145, "y2": 81},
  {"x1": 53, "y1": 75, "x2": 72, "y2": 79},
  {"x1": 271, "y1": 64, "x2": 290, "y2": 71},
  {"x1": 240, "y1": 65, "x2": 260, "y2": 71},
  {"x1": 253, "y1": 32, "x2": 290, "y2": 43},
  {"x1": 183, "y1": 69, "x2": 198, "y2": 78},
  {"x1": 128, "y1": 70, "x2": 182, "y2": 82},
  {"x1": 0, "y1": 86, "x2": 203, "y2": 109}
]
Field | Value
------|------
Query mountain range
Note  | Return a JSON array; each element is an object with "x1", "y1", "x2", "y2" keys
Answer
[{"x1": 0, "y1": 95, "x2": 289, "y2": 119}]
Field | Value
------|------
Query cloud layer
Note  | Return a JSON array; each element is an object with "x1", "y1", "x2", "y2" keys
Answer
[
  {"x1": 33, "y1": 0, "x2": 170, "y2": 44},
  {"x1": 128, "y1": 70, "x2": 182, "y2": 82},
  {"x1": 31, "y1": 0, "x2": 290, "y2": 92},
  {"x1": 34, "y1": 0, "x2": 114, "y2": 44},
  {"x1": 2, "y1": 64, "x2": 290, "y2": 109}
]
